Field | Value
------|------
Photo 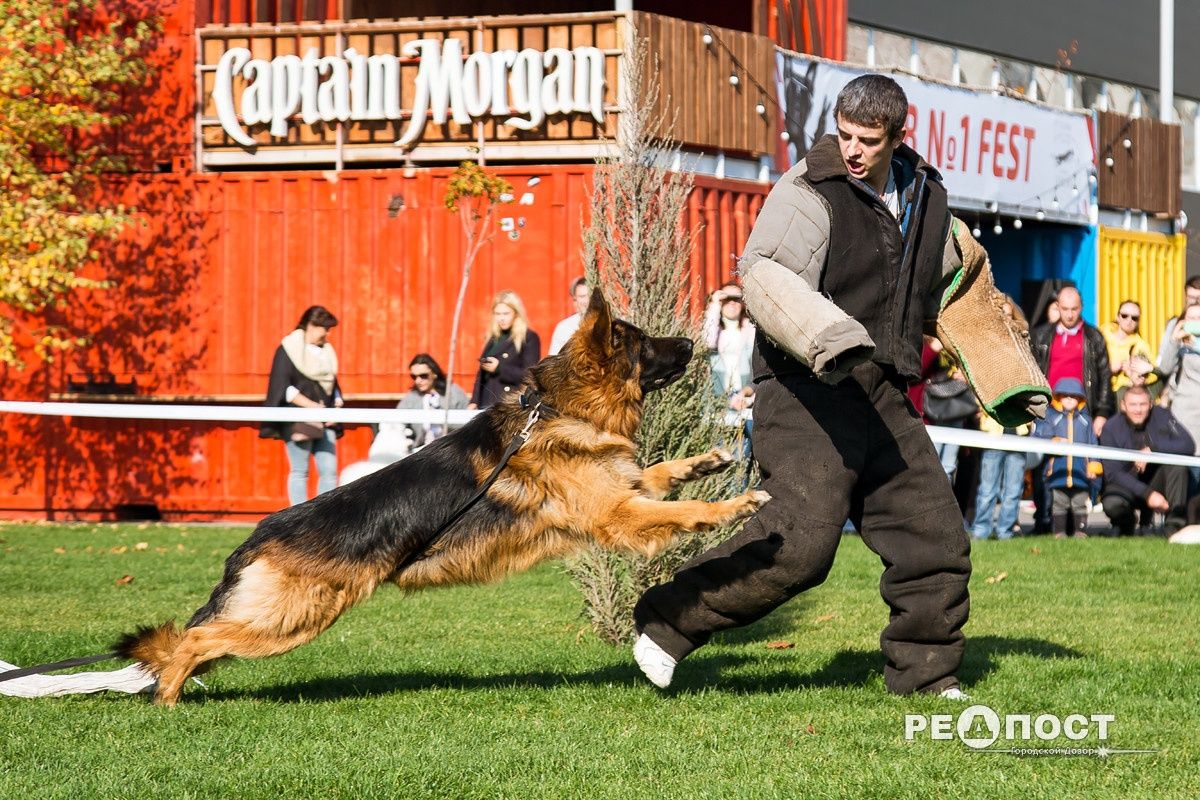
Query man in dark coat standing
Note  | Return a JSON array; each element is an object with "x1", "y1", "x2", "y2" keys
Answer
[
  {"x1": 1029, "y1": 286, "x2": 1114, "y2": 531},
  {"x1": 631, "y1": 75, "x2": 1048, "y2": 699},
  {"x1": 1029, "y1": 286, "x2": 1114, "y2": 434}
]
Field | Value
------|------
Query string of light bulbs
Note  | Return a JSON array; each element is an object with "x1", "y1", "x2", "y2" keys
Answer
[{"x1": 701, "y1": 26, "x2": 778, "y2": 120}]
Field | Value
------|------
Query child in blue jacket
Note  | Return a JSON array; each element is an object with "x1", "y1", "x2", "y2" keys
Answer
[{"x1": 1033, "y1": 377, "x2": 1103, "y2": 538}]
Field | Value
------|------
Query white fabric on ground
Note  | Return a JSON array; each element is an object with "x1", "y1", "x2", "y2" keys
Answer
[{"x1": 0, "y1": 659, "x2": 155, "y2": 698}]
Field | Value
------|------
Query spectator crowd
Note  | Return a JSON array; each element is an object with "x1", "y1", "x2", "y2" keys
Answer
[
  {"x1": 918, "y1": 277, "x2": 1200, "y2": 540},
  {"x1": 263, "y1": 273, "x2": 1200, "y2": 539}
]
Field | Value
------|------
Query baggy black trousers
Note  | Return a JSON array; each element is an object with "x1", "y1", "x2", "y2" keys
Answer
[{"x1": 635, "y1": 362, "x2": 972, "y2": 695}]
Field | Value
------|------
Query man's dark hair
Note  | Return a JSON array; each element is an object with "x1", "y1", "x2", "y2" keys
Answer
[
  {"x1": 569, "y1": 276, "x2": 588, "y2": 294},
  {"x1": 834, "y1": 74, "x2": 908, "y2": 139},
  {"x1": 296, "y1": 305, "x2": 338, "y2": 330},
  {"x1": 1186, "y1": 275, "x2": 1200, "y2": 290}
]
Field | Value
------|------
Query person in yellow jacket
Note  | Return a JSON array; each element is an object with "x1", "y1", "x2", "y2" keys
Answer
[{"x1": 1101, "y1": 300, "x2": 1158, "y2": 398}]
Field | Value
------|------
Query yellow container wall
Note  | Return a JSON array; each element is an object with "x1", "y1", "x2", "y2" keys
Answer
[{"x1": 1097, "y1": 227, "x2": 1187, "y2": 359}]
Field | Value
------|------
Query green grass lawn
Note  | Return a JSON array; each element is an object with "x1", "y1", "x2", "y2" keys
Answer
[{"x1": 0, "y1": 522, "x2": 1196, "y2": 799}]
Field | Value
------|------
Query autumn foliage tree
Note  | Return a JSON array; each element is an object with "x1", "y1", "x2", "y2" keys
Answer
[{"x1": 0, "y1": 0, "x2": 154, "y2": 367}]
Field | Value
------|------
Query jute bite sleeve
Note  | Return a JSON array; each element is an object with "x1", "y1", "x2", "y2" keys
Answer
[{"x1": 929, "y1": 220, "x2": 1050, "y2": 426}]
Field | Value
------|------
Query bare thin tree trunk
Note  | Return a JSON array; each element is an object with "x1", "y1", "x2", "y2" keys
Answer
[
  {"x1": 444, "y1": 205, "x2": 493, "y2": 431},
  {"x1": 567, "y1": 32, "x2": 751, "y2": 645}
]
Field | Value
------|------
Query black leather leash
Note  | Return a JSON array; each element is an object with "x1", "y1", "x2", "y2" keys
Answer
[
  {"x1": 0, "y1": 651, "x2": 121, "y2": 683},
  {"x1": 392, "y1": 388, "x2": 549, "y2": 574},
  {"x1": 0, "y1": 389, "x2": 551, "y2": 685}
]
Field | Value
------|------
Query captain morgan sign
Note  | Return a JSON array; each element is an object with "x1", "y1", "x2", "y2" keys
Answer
[
  {"x1": 211, "y1": 39, "x2": 607, "y2": 149},
  {"x1": 778, "y1": 54, "x2": 1097, "y2": 223}
]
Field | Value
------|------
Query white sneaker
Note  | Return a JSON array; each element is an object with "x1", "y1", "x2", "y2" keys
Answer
[
  {"x1": 939, "y1": 686, "x2": 971, "y2": 701},
  {"x1": 633, "y1": 633, "x2": 676, "y2": 689}
]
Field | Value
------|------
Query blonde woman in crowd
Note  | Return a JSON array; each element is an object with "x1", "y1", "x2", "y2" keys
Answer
[{"x1": 469, "y1": 290, "x2": 541, "y2": 409}]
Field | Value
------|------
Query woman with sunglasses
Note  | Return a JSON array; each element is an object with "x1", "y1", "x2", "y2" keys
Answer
[
  {"x1": 396, "y1": 353, "x2": 469, "y2": 448},
  {"x1": 1100, "y1": 300, "x2": 1158, "y2": 398}
]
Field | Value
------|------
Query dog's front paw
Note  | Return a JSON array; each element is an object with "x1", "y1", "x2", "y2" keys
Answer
[
  {"x1": 691, "y1": 448, "x2": 736, "y2": 477},
  {"x1": 730, "y1": 489, "x2": 771, "y2": 519}
]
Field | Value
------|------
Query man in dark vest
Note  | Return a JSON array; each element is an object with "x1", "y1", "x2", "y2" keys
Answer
[{"x1": 632, "y1": 75, "x2": 1049, "y2": 699}]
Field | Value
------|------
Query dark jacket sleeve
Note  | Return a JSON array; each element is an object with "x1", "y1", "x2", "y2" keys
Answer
[
  {"x1": 470, "y1": 370, "x2": 484, "y2": 406},
  {"x1": 1099, "y1": 419, "x2": 1150, "y2": 498},
  {"x1": 1089, "y1": 327, "x2": 1115, "y2": 419},
  {"x1": 497, "y1": 330, "x2": 541, "y2": 385},
  {"x1": 470, "y1": 339, "x2": 489, "y2": 405},
  {"x1": 1030, "y1": 324, "x2": 1051, "y2": 373},
  {"x1": 1150, "y1": 408, "x2": 1196, "y2": 455},
  {"x1": 261, "y1": 346, "x2": 294, "y2": 440},
  {"x1": 265, "y1": 346, "x2": 294, "y2": 407}
]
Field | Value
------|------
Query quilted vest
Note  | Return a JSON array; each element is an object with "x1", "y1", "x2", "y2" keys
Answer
[{"x1": 754, "y1": 137, "x2": 950, "y2": 382}]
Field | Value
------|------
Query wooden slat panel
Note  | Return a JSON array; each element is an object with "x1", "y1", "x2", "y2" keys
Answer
[
  {"x1": 199, "y1": 11, "x2": 776, "y2": 161},
  {"x1": 637, "y1": 13, "x2": 775, "y2": 156},
  {"x1": 1097, "y1": 110, "x2": 1182, "y2": 216}
]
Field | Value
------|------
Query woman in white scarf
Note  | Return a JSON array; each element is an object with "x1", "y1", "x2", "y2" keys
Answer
[{"x1": 261, "y1": 306, "x2": 344, "y2": 506}]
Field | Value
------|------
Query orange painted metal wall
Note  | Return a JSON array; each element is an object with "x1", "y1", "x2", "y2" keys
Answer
[
  {"x1": 2, "y1": 168, "x2": 768, "y2": 521},
  {"x1": 0, "y1": 0, "x2": 772, "y2": 520}
]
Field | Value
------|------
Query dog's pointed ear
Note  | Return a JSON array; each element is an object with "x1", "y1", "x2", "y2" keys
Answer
[{"x1": 580, "y1": 287, "x2": 612, "y2": 354}]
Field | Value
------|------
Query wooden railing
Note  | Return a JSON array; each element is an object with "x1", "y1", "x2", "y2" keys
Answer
[
  {"x1": 196, "y1": 11, "x2": 777, "y2": 166},
  {"x1": 634, "y1": 11, "x2": 776, "y2": 157}
]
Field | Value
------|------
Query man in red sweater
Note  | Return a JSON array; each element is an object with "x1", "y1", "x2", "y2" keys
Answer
[
  {"x1": 1029, "y1": 286, "x2": 1114, "y2": 533},
  {"x1": 1031, "y1": 287, "x2": 1113, "y2": 436}
]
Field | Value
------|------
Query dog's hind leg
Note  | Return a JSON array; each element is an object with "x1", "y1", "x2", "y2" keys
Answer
[
  {"x1": 639, "y1": 449, "x2": 736, "y2": 500},
  {"x1": 596, "y1": 490, "x2": 771, "y2": 556},
  {"x1": 154, "y1": 555, "x2": 379, "y2": 706},
  {"x1": 153, "y1": 621, "x2": 245, "y2": 706}
]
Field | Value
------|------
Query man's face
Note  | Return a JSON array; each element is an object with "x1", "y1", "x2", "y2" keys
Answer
[
  {"x1": 1186, "y1": 284, "x2": 1200, "y2": 306},
  {"x1": 836, "y1": 115, "x2": 902, "y2": 188},
  {"x1": 1122, "y1": 392, "x2": 1152, "y2": 426},
  {"x1": 1057, "y1": 291, "x2": 1082, "y2": 329},
  {"x1": 572, "y1": 284, "x2": 591, "y2": 316}
]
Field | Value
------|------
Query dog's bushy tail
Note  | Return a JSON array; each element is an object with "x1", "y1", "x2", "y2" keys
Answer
[{"x1": 114, "y1": 621, "x2": 182, "y2": 676}]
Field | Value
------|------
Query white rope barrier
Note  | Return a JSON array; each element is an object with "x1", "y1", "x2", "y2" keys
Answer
[
  {"x1": 2, "y1": 400, "x2": 1199, "y2": 468},
  {"x1": 0, "y1": 400, "x2": 476, "y2": 425},
  {"x1": 926, "y1": 425, "x2": 1200, "y2": 469}
]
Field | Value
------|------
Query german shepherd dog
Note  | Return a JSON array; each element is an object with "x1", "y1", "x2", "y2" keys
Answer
[{"x1": 117, "y1": 290, "x2": 770, "y2": 705}]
